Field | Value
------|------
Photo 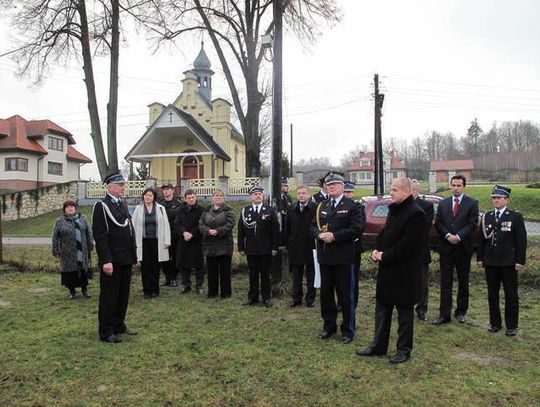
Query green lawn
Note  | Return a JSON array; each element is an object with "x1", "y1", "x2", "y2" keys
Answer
[{"x1": 1, "y1": 268, "x2": 540, "y2": 406}]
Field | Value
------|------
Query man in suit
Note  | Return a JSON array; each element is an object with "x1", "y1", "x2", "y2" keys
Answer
[
  {"x1": 411, "y1": 180, "x2": 434, "y2": 321},
  {"x1": 477, "y1": 185, "x2": 527, "y2": 336},
  {"x1": 311, "y1": 173, "x2": 364, "y2": 344},
  {"x1": 92, "y1": 172, "x2": 137, "y2": 343},
  {"x1": 286, "y1": 185, "x2": 316, "y2": 308},
  {"x1": 238, "y1": 185, "x2": 280, "y2": 307},
  {"x1": 433, "y1": 175, "x2": 479, "y2": 325},
  {"x1": 356, "y1": 177, "x2": 427, "y2": 363},
  {"x1": 343, "y1": 181, "x2": 364, "y2": 308},
  {"x1": 158, "y1": 183, "x2": 182, "y2": 287}
]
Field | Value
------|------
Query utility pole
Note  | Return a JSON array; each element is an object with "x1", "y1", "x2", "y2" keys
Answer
[
  {"x1": 290, "y1": 123, "x2": 293, "y2": 175},
  {"x1": 373, "y1": 74, "x2": 385, "y2": 195},
  {"x1": 271, "y1": 0, "x2": 283, "y2": 206}
]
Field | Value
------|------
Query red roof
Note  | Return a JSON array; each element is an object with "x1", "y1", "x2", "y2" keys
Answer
[
  {"x1": 430, "y1": 160, "x2": 474, "y2": 171},
  {"x1": 0, "y1": 115, "x2": 91, "y2": 163},
  {"x1": 348, "y1": 151, "x2": 406, "y2": 171}
]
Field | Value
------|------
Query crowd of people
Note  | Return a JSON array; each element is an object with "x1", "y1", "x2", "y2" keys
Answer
[{"x1": 51, "y1": 171, "x2": 528, "y2": 363}]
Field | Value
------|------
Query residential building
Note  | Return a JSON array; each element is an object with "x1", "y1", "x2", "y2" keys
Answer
[
  {"x1": 347, "y1": 151, "x2": 406, "y2": 186},
  {"x1": 430, "y1": 159, "x2": 474, "y2": 183}
]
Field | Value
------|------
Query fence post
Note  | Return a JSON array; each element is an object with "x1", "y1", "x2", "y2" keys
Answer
[{"x1": 218, "y1": 176, "x2": 229, "y2": 196}]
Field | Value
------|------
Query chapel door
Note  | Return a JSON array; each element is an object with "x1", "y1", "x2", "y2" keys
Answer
[{"x1": 183, "y1": 156, "x2": 199, "y2": 179}]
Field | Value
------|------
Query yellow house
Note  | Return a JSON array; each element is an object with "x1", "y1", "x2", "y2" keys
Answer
[{"x1": 125, "y1": 43, "x2": 246, "y2": 185}]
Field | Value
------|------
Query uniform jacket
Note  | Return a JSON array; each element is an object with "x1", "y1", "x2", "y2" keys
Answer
[
  {"x1": 312, "y1": 191, "x2": 328, "y2": 204},
  {"x1": 52, "y1": 213, "x2": 94, "y2": 272},
  {"x1": 159, "y1": 197, "x2": 182, "y2": 235},
  {"x1": 436, "y1": 194, "x2": 479, "y2": 255},
  {"x1": 310, "y1": 196, "x2": 365, "y2": 265},
  {"x1": 132, "y1": 203, "x2": 171, "y2": 262},
  {"x1": 286, "y1": 201, "x2": 316, "y2": 266},
  {"x1": 92, "y1": 195, "x2": 137, "y2": 266},
  {"x1": 375, "y1": 195, "x2": 427, "y2": 306},
  {"x1": 199, "y1": 204, "x2": 236, "y2": 257},
  {"x1": 174, "y1": 202, "x2": 205, "y2": 268},
  {"x1": 477, "y1": 208, "x2": 527, "y2": 267},
  {"x1": 237, "y1": 204, "x2": 280, "y2": 255},
  {"x1": 415, "y1": 197, "x2": 434, "y2": 264}
]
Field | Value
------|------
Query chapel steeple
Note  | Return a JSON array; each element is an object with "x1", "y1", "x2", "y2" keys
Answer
[{"x1": 192, "y1": 41, "x2": 214, "y2": 101}]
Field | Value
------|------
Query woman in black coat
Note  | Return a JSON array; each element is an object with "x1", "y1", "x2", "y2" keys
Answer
[
  {"x1": 199, "y1": 189, "x2": 236, "y2": 298},
  {"x1": 174, "y1": 190, "x2": 205, "y2": 294}
]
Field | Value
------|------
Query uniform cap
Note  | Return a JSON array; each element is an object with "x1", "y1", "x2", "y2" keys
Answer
[
  {"x1": 161, "y1": 183, "x2": 174, "y2": 189},
  {"x1": 281, "y1": 177, "x2": 289, "y2": 186},
  {"x1": 491, "y1": 185, "x2": 511, "y2": 198},
  {"x1": 344, "y1": 181, "x2": 355, "y2": 192},
  {"x1": 324, "y1": 172, "x2": 345, "y2": 185},
  {"x1": 103, "y1": 172, "x2": 126, "y2": 185},
  {"x1": 248, "y1": 185, "x2": 264, "y2": 194}
]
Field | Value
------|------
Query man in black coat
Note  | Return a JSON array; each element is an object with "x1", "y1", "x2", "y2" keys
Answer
[
  {"x1": 356, "y1": 177, "x2": 427, "y2": 363},
  {"x1": 158, "y1": 183, "x2": 182, "y2": 287},
  {"x1": 92, "y1": 172, "x2": 137, "y2": 343},
  {"x1": 477, "y1": 185, "x2": 527, "y2": 336},
  {"x1": 312, "y1": 173, "x2": 329, "y2": 204},
  {"x1": 174, "y1": 189, "x2": 205, "y2": 294},
  {"x1": 311, "y1": 173, "x2": 364, "y2": 344},
  {"x1": 411, "y1": 180, "x2": 434, "y2": 321},
  {"x1": 433, "y1": 175, "x2": 479, "y2": 325},
  {"x1": 238, "y1": 185, "x2": 280, "y2": 307},
  {"x1": 286, "y1": 185, "x2": 316, "y2": 308}
]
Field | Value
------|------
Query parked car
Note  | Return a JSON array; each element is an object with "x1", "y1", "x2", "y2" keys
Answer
[{"x1": 360, "y1": 194, "x2": 481, "y2": 252}]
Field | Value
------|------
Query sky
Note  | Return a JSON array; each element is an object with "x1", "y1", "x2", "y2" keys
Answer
[{"x1": 1, "y1": 0, "x2": 540, "y2": 180}]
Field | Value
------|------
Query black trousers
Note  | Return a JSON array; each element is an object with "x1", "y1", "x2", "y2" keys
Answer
[
  {"x1": 415, "y1": 264, "x2": 430, "y2": 315},
  {"x1": 485, "y1": 265, "x2": 519, "y2": 329},
  {"x1": 180, "y1": 267, "x2": 204, "y2": 289},
  {"x1": 320, "y1": 264, "x2": 356, "y2": 338},
  {"x1": 290, "y1": 264, "x2": 316, "y2": 305},
  {"x1": 352, "y1": 252, "x2": 361, "y2": 308},
  {"x1": 98, "y1": 264, "x2": 132, "y2": 339},
  {"x1": 246, "y1": 254, "x2": 272, "y2": 302},
  {"x1": 369, "y1": 302, "x2": 414, "y2": 355},
  {"x1": 439, "y1": 246, "x2": 471, "y2": 318},
  {"x1": 141, "y1": 238, "x2": 160, "y2": 296},
  {"x1": 162, "y1": 237, "x2": 179, "y2": 283},
  {"x1": 207, "y1": 255, "x2": 232, "y2": 298}
]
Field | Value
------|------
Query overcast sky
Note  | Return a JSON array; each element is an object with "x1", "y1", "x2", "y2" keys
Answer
[{"x1": 1, "y1": 0, "x2": 539, "y2": 180}]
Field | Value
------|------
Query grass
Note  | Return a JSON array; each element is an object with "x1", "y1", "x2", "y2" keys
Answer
[{"x1": 1, "y1": 267, "x2": 540, "y2": 406}]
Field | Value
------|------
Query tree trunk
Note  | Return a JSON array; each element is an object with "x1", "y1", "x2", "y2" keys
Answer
[{"x1": 107, "y1": 0, "x2": 120, "y2": 174}]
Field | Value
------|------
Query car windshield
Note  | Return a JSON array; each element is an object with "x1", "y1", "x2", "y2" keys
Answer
[{"x1": 372, "y1": 204, "x2": 389, "y2": 218}]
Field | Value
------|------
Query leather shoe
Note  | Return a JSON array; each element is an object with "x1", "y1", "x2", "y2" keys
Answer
[
  {"x1": 306, "y1": 302, "x2": 314, "y2": 308},
  {"x1": 341, "y1": 336, "x2": 353, "y2": 344},
  {"x1": 101, "y1": 334, "x2": 122, "y2": 343},
  {"x1": 318, "y1": 330, "x2": 336, "y2": 340},
  {"x1": 264, "y1": 300, "x2": 273, "y2": 308},
  {"x1": 242, "y1": 300, "x2": 258, "y2": 306},
  {"x1": 455, "y1": 314, "x2": 466, "y2": 323},
  {"x1": 389, "y1": 353, "x2": 410, "y2": 364},
  {"x1": 118, "y1": 328, "x2": 138, "y2": 336},
  {"x1": 416, "y1": 312, "x2": 427, "y2": 321},
  {"x1": 506, "y1": 328, "x2": 518, "y2": 337},
  {"x1": 432, "y1": 316, "x2": 451, "y2": 325},
  {"x1": 290, "y1": 301, "x2": 301, "y2": 308},
  {"x1": 488, "y1": 325, "x2": 501, "y2": 333},
  {"x1": 181, "y1": 287, "x2": 191, "y2": 294},
  {"x1": 356, "y1": 347, "x2": 386, "y2": 357}
]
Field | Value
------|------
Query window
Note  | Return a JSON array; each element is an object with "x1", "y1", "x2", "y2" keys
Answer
[
  {"x1": 372, "y1": 204, "x2": 389, "y2": 218},
  {"x1": 48, "y1": 137, "x2": 64, "y2": 151},
  {"x1": 361, "y1": 160, "x2": 370, "y2": 167},
  {"x1": 5, "y1": 157, "x2": 28, "y2": 172},
  {"x1": 48, "y1": 162, "x2": 63, "y2": 176}
]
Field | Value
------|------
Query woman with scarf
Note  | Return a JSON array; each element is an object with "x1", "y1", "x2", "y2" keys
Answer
[{"x1": 52, "y1": 200, "x2": 94, "y2": 299}]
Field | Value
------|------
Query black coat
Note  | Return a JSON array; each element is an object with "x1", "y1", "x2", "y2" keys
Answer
[
  {"x1": 159, "y1": 197, "x2": 182, "y2": 235},
  {"x1": 436, "y1": 194, "x2": 479, "y2": 256},
  {"x1": 312, "y1": 191, "x2": 328, "y2": 204},
  {"x1": 199, "y1": 204, "x2": 236, "y2": 257},
  {"x1": 415, "y1": 196, "x2": 434, "y2": 264},
  {"x1": 310, "y1": 196, "x2": 365, "y2": 265},
  {"x1": 286, "y1": 201, "x2": 316, "y2": 266},
  {"x1": 279, "y1": 193, "x2": 294, "y2": 245},
  {"x1": 375, "y1": 195, "x2": 427, "y2": 306},
  {"x1": 237, "y1": 205, "x2": 280, "y2": 255},
  {"x1": 477, "y1": 208, "x2": 527, "y2": 267},
  {"x1": 174, "y1": 202, "x2": 204, "y2": 268},
  {"x1": 92, "y1": 195, "x2": 136, "y2": 266}
]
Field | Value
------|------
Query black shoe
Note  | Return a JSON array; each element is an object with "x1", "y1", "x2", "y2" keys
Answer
[
  {"x1": 264, "y1": 300, "x2": 273, "y2": 308},
  {"x1": 416, "y1": 312, "x2": 427, "y2": 321},
  {"x1": 341, "y1": 336, "x2": 353, "y2": 344},
  {"x1": 151, "y1": 293, "x2": 159, "y2": 298},
  {"x1": 69, "y1": 292, "x2": 77, "y2": 300},
  {"x1": 488, "y1": 325, "x2": 501, "y2": 333},
  {"x1": 242, "y1": 300, "x2": 258, "y2": 306},
  {"x1": 455, "y1": 314, "x2": 466, "y2": 323},
  {"x1": 161, "y1": 281, "x2": 171, "y2": 287},
  {"x1": 170, "y1": 280, "x2": 178, "y2": 287},
  {"x1": 143, "y1": 294, "x2": 152, "y2": 299},
  {"x1": 432, "y1": 316, "x2": 451, "y2": 325},
  {"x1": 101, "y1": 334, "x2": 122, "y2": 343},
  {"x1": 290, "y1": 301, "x2": 301, "y2": 308},
  {"x1": 389, "y1": 353, "x2": 410, "y2": 364},
  {"x1": 118, "y1": 328, "x2": 138, "y2": 336},
  {"x1": 356, "y1": 347, "x2": 386, "y2": 357},
  {"x1": 81, "y1": 288, "x2": 91, "y2": 298},
  {"x1": 318, "y1": 330, "x2": 336, "y2": 340},
  {"x1": 195, "y1": 288, "x2": 204, "y2": 295},
  {"x1": 181, "y1": 287, "x2": 191, "y2": 294},
  {"x1": 306, "y1": 302, "x2": 315, "y2": 308},
  {"x1": 506, "y1": 328, "x2": 518, "y2": 337}
]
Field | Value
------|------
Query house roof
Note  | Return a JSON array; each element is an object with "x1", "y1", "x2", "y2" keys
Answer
[
  {"x1": 0, "y1": 115, "x2": 90, "y2": 163},
  {"x1": 125, "y1": 104, "x2": 231, "y2": 162},
  {"x1": 430, "y1": 160, "x2": 474, "y2": 171},
  {"x1": 348, "y1": 151, "x2": 406, "y2": 171}
]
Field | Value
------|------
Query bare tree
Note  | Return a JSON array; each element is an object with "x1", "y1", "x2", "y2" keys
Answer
[
  {"x1": 1, "y1": 0, "x2": 138, "y2": 179},
  {"x1": 136, "y1": 0, "x2": 341, "y2": 176}
]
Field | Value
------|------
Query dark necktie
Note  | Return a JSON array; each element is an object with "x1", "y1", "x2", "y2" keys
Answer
[
  {"x1": 331, "y1": 199, "x2": 336, "y2": 210},
  {"x1": 452, "y1": 198, "x2": 460, "y2": 217},
  {"x1": 254, "y1": 206, "x2": 259, "y2": 215},
  {"x1": 299, "y1": 203, "x2": 304, "y2": 212},
  {"x1": 495, "y1": 210, "x2": 500, "y2": 223}
]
